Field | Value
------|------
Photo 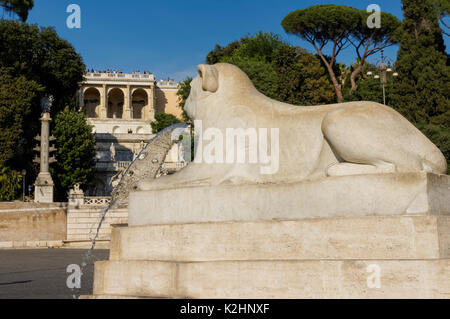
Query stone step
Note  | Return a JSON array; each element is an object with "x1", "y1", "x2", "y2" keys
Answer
[
  {"x1": 92, "y1": 259, "x2": 450, "y2": 299},
  {"x1": 67, "y1": 228, "x2": 111, "y2": 236},
  {"x1": 67, "y1": 210, "x2": 128, "y2": 218},
  {"x1": 67, "y1": 217, "x2": 128, "y2": 224},
  {"x1": 109, "y1": 216, "x2": 449, "y2": 262},
  {"x1": 67, "y1": 221, "x2": 126, "y2": 229},
  {"x1": 66, "y1": 234, "x2": 110, "y2": 241}
]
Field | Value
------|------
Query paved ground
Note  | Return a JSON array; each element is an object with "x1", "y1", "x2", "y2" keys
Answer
[{"x1": 0, "y1": 249, "x2": 109, "y2": 299}]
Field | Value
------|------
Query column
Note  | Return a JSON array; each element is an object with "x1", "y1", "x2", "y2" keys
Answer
[
  {"x1": 100, "y1": 84, "x2": 107, "y2": 118},
  {"x1": 147, "y1": 86, "x2": 155, "y2": 121},
  {"x1": 124, "y1": 85, "x2": 132, "y2": 119},
  {"x1": 78, "y1": 89, "x2": 84, "y2": 112},
  {"x1": 34, "y1": 112, "x2": 54, "y2": 203},
  {"x1": 40, "y1": 114, "x2": 50, "y2": 173}
]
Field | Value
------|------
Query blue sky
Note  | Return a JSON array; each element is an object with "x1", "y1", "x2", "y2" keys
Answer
[{"x1": 25, "y1": 0, "x2": 449, "y2": 81}]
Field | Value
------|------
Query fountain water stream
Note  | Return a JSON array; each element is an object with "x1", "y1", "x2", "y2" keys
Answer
[{"x1": 72, "y1": 123, "x2": 189, "y2": 299}]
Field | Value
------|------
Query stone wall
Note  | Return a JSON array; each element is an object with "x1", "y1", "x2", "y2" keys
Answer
[
  {"x1": 0, "y1": 202, "x2": 67, "y2": 248},
  {"x1": 66, "y1": 204, "x2": 127, "y2": 243}
]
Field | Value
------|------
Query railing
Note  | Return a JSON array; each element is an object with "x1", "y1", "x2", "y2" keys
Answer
[
  {"x1": 95, "y1": 161, "x2": 132, "y2": 171},
  {"x1": 157, "y1": 80, "x2": 178, "y2": 88},
  {"x1": 84, "y1": 197, "x2": 111, "y2": 206},
  {"x1": 116, "y1": 161, "x2": 130, "y2": 169},
  {"x1": 162, "y1": 162, "x2": 187, "y2": 171},
  {"x1": 85, "y1": 72, "x2": 154, "y2": 80}
]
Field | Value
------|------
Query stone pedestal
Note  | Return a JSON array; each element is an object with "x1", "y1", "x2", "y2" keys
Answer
[
  {"x1": 34, "y1": 172, "x2": 54, "y2": 204},
  {"x1": 68, "y1": 184, "x2": 84, "y2": 207},
  {"x1": 86, "y1": 173, "x2": 450, "y2": 299}
]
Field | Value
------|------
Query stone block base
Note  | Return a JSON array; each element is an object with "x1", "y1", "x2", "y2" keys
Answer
[
  {"x1": 129, "y1": 173, "x2": 450, "y2": 226},
  {"x1": 92, "y1": 259, "x2": 450, "y2": 299},
  {"x1": 110, "y1": 216, "x2": 450, "y2": 261},
  {"x1": 88, "y1": 214, "x2": 450, "y2": 299}
]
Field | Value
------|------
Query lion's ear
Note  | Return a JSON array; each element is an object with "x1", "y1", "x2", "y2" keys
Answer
[{"x1": 197, "y1": 64, "x2": 219, "y2": 93}]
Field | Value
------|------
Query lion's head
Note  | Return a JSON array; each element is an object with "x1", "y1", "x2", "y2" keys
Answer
[{"x1": 184, "y1": 63, "x2": 259, "y2": 121}]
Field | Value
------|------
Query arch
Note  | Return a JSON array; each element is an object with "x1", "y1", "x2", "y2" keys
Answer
[
  {"x1": 136, "y1": 126, "x2": 144, "y2": 134},
  {"x1": 83, "y1": 87, "x2": 101, "y2": 118},
  {"x1": 107, "y1": 88, "x2": 125, "y2": 119},
  {"x1": 131, "y1": 87, "x2": 147, "y2": 95},
  {"x1": 83, "y1": 86, "x2": 101, "y2": 95},
  {"x1": 132, "y1": 88, "x2": 148, "y2": 119},
  {"x1": 112, "y1": 126, "x2": 120, "y2": 134}
]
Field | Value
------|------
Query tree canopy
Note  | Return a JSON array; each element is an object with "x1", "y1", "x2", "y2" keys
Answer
[
  {"x1": 282, "y1": 5, "x2": 401, "y2": 99},
  {"x1": 0, "y1": 20, "x2": 86, "y2": 182},
  {"x1": 0, "y1": 0, "x2": 34, "y2": 22},
  {"x1": 206, "y1": 31, "x2": 335, "y2": 106},
  {"x1": 348, "y1": 11, "x2": 401, "y2": 92},
  {"x1": 391, "y1": 0, "x2": 449, "y2": 124},
  {"x1": 0, "y1": 67, "x2": 42, "y2": 167},
  {"x1": 0, "y1": 20, "x2": 85, "y2": 118},
  {"x1": 391, "y1": 0, "x2": 450, "y2": 172},
  {"x1": 176, "y1": 77, "x2": 192, "y2": 121},
  {"x1": 0, "y1": 165, "x2": 22, "y2": 201},
  {"x1": 51, "y1": 107, "x2": 96, "y2": 199},
  {"x1": 151, "y1": 113, "x2": 182, "y2": 134},
  {"x1": 282, "y1": 5, "x2": 360, "y2": 102}
]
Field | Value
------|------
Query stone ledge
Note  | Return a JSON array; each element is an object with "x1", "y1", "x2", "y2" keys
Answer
[
  {"x1": 0, "y1": 240, "x2": 63, "y2": 249},
  {"x1": 129, "y1": 173, "x2": 450, "y2": 226},
  {"x1": 92, "y1": 259, "x2": 450, "y2": 299},
  {"x1": 109, "y1": 216, "x2": 450, "y2": 262}
]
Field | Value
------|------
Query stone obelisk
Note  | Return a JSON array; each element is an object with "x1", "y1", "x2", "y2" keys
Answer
[{"x1": 34, "y1": 95, "x2": 56, "y2": 203}]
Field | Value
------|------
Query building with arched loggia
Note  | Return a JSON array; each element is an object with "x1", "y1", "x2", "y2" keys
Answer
[{"x1": 78, "y1": 71, "x2": 185, "y2": 196}]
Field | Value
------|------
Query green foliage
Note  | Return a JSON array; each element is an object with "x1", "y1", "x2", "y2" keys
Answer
[
  {"x1": 390, "y1": 0, "x2": 450, "y2": 172},
  {"x1": 206, "y1": 32, "x2": 335, "y2": 105},
  {"x1": 230, "y1": 32, "x2": 283, "y2": 63},
  {"x1": 222, "y1": 55, "x2": 280, "y2": 100},
  {"x1": 151, "y1": 113, "x2": 182, "y2": 134},
  {"x1": 176, "y1": 77, "x2": 192, "y2": 121},
  {"x1": 51, "y1": 107, "x2": 96, "y2": 198},
  {"x1": 348, "y1": 11, "x2": 401, "y2": 92},
  {"x1": 282, "y1": 5, "x2": 360, "y2": 45},
  {"x1": 273, "y1": 45, "x2": 335, "y2": 105},
  {"x1": 354, "y1": 11, "x2": 402, "y2": 45},
  {"x1": 343, "y1": 73, "x2": 396, "y2": 105},
  {"x1": 0, "y1": 20, "x2": 85, "y2": 186},
  {"x1": 391, "y1": 0, "x2": 450, "y2": 124},
  {"x1": 282, "y1": 5, "x2": 402, "y2": 98},
  {"x1": 0, "y1": 165, "x2": 22, "y2": 201},
  {"x1": 206, "y1": 41, "x2": 246, "y2": 65},
  {"x1": 0, "y1": 0, "x2": 34, "y2": 21},
  {"x1": 0, "y1": 20, "x2": 85, "y2": 117},
  {"x1": 282, "y1": 5, "x2": 361, "y2": 102},
  {"x1": 0, "y1": 67, "x2": 42, "y2": 166}
]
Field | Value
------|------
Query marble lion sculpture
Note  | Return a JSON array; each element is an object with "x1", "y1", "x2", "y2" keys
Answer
[{"x1": 139, "y1": 63, "x2": 446, "y2": 190}]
